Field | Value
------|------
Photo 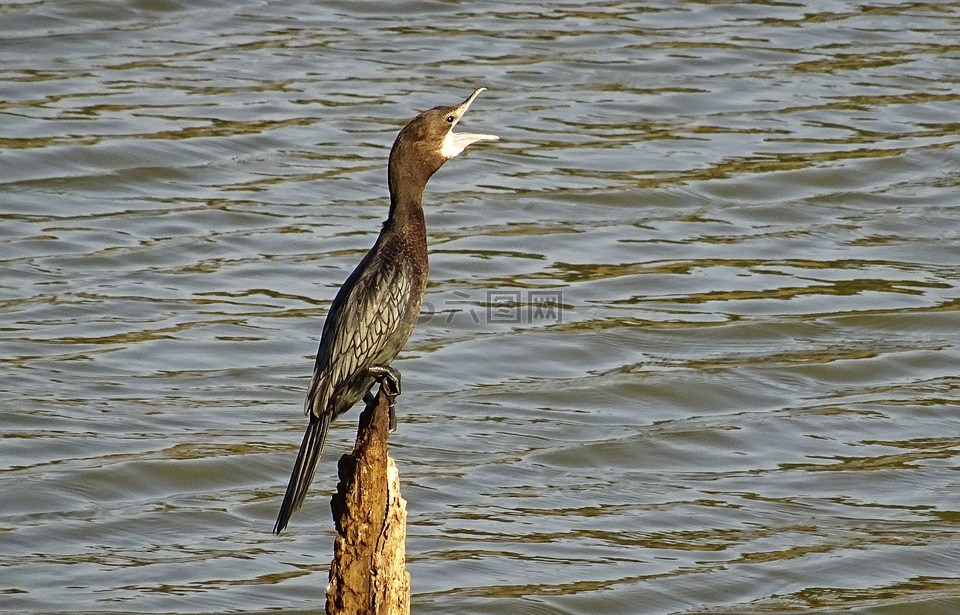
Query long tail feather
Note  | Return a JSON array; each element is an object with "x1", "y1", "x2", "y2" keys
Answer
[{"x1": 274, "y1": 411, "x2": 331, "y2": 534}]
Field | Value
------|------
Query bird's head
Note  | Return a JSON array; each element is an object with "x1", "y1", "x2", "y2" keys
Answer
[{"x1": 388, "y1": 88, "x2": 499, "y2": 192}]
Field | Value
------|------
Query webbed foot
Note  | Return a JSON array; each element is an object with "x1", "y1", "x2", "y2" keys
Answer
[{"x1": 368, "y1": 364, "x2": 401, "y2": 431}]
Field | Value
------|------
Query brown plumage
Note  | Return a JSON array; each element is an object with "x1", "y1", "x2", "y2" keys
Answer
[{"x1": 274, "y1": 89, "x2": 498, "y2": 534}]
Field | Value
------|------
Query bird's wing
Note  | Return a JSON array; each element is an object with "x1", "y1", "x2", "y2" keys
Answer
[{"x1": 304, "y1": 253, "x2": 413, "y2": 418}]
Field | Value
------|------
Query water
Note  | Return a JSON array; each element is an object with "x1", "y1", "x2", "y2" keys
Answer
[{"x1": 2, "y1": 1, "x2": 959, "y2": 613}]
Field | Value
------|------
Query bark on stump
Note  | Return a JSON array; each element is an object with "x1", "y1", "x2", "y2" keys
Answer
[{"x1": 327, "y1": 386, "x2": 410, "y2": 615}]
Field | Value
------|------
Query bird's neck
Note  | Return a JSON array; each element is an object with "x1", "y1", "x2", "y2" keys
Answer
[
  {"x1": 382, "y1": 189, "x2": 427, "y2": 261},
  {"x1": 386, "y1": 164, "x2": 430, "y2": 236},
  {"x1": 388, "y1": 182, "x2": 423, "y2": 219},
  {"x1": 388, "y1": 180, "x2": 423, "y2": 226}
]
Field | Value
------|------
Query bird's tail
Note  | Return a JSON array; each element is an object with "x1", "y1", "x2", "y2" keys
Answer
[{"x1": 274, "y1": 411, "x2": 331, "y2": 534}]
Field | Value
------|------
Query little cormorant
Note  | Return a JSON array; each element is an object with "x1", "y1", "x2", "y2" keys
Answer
[{"x1": 274, "y1": 88, "x2": 498, "y2": 534}]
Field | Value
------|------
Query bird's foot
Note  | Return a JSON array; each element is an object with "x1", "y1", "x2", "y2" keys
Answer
[
  {"x1": 368, "y1": 364, "x2": 401, "y2": 397},
  {"x1": 368, "y1": 365, "x2": 401, "y2": 431}
]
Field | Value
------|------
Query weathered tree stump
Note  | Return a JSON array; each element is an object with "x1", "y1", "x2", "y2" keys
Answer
[{"x1": 326, "y1": 385, "x2": 410, "y2": 615}]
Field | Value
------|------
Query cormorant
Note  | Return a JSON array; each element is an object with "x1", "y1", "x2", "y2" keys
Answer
[{"x1": 274, "y1": 88, "x2": 498, "y2": 534}]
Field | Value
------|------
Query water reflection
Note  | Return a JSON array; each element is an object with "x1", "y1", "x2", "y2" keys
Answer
[{"x1": 2, "y1": 1, "x2": 960, "y2": 614}]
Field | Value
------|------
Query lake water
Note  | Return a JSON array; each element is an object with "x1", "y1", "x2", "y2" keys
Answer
[{"x1": 2, "y1": 1, "x2": 959, "y2": 614}]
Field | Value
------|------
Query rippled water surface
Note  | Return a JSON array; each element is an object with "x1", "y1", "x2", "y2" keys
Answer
[{"x1": 3, "y1": 1, "x2": 960, "y2": 613}]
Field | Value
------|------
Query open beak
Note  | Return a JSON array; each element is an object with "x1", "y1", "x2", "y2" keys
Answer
[{"x1": 448, "y1": 87, "x2": 499, "y2": 153}]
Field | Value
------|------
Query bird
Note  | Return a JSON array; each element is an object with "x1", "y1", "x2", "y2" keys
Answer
[{"x1": 274, "y1": 88, "x2": 498, "y2": 534}]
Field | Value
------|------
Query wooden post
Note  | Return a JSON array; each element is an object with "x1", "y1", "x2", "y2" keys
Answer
[{"x1": 326, "y1": 386, "x2": 410, "y2": 615}]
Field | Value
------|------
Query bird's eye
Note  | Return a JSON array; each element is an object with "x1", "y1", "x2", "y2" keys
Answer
[{"x1": 445, "y1": 115, "x2": 455, "y2": 123}]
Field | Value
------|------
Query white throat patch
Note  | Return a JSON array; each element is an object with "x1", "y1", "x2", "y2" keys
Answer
[
  {"x1": 440, "y1": 129, "x2": 499, "y2": 160},
  {"x1": 440, "y1": 129, "x2": 465, "y2": 160}
]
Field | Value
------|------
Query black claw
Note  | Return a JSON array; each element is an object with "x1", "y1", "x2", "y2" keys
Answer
[
  {"x1": 368, "y1": 365, "x2": 401, "y2": 431},
  {"x1": 369, "y1": 365, "x2": 401, "y2": 399}
]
